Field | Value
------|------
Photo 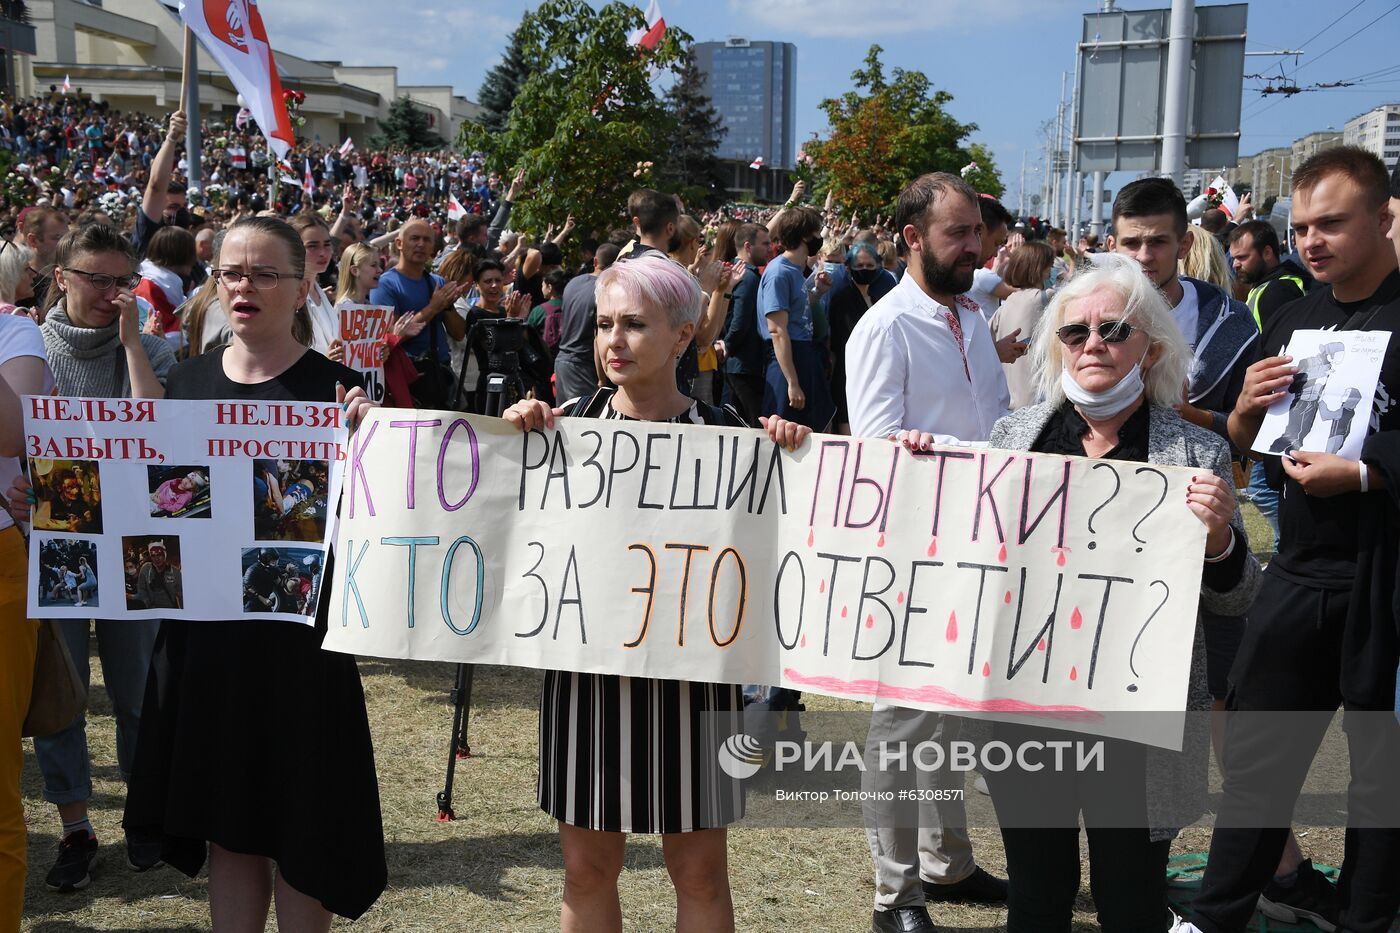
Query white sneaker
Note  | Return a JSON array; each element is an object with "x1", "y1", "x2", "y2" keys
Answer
[{"x1": 1167, "y1": 912, "x2": 1203, "y2": 933}]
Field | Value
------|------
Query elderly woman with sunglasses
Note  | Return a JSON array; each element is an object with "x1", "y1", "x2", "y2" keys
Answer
[{"x1": 900, "y1": 253, "x2": 1262, "y2": 932}]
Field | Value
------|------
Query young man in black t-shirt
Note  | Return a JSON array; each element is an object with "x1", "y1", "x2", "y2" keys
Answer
[{"x1": 1185, "y1": 148, "x2": 1400, "y2": 933}]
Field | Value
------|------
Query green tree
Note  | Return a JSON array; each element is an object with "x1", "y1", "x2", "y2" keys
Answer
[
  {"x1": 961, "y1": 143, "x2": 1005, "y2": 199},
  {"x1": 658, "y1": 47, "x2": 728, "y2": 208},
  {"x1": 477, "y1": 24, "x2": 532, "y2": 134},
  {"x1": 458, "y1": 0, "x2": 690, "y2": 235},
  {"x1": 806, "y1": 45, "x2": 1002, "y2": 217},
  {"x1": 371, "y1": 96, "x2": 443, "y2": 150}
]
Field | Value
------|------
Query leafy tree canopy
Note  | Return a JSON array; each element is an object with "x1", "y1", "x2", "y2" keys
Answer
[
  {"x1": 459, "y1": 0, "x2": 691, "y2": 234},
  {"x1": 805, "y1": 45, "x2": 1004, "y2": 217}
]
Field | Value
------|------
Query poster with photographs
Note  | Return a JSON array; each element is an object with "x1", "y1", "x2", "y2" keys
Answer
[
  {"x1": 23, "y1": 396, "x2": 348, "y2": 625},
  {"x1": 1251, "y1": 329, "x2": 1391, "y2": 461},
  {"x1": 337, "y1": 302, "x2": 391, "y2": 404}
]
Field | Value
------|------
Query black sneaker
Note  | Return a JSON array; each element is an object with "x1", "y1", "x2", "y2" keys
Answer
[
  {"x1": 1257, "y1": 859, "x2": 1339, "y2": 932},
  {"x1": 125, "y1": 828, "x2": 164, "y2": 872},
  {"x1": 45, "y1": 830, "x2": 98, "y2": 892}
]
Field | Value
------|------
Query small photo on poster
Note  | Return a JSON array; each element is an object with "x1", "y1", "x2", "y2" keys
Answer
[
  {"x1": 123, "y1": 535, "x2": 184, "y2": 611},
  {"x1": 1252, "y1": 329, "x2": 1392, "y2": 461},
  {"x1": 240, "y1": 546, "x2": 325, "y2": 616},
  {"x1": 30, "y1": 459, "x2": 103, "y2": 534},
  {"x1": 252, "y1": 459, "x2": 330, "y2": 542},
  {"x1": 148, "y1": 465, "x2": 212, "y2": 519},
  {"x1": 37, "y1": 538, "x2": 100, "y2": 609}
]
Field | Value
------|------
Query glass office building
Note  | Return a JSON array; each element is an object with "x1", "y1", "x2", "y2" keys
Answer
[{"x1": 693, "y1": 38, "x2": 797, "y2": 170}]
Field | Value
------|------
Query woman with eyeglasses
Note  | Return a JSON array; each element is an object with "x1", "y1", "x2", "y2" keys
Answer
[
  {"x1": 0, "y1": 224, "x2": 175, "y2": 894},
  {"x1": 123, "y1": 216, "x2": 383, "y2": 930},
  {"x1": 919, "y1": 253, "x2": 1261, "y2": 932}
]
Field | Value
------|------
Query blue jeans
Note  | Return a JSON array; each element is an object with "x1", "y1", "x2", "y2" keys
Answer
[
  {"x1": 33, "y1": 618, "x2": 158, "y2": 805},
  {"x1": 1245, "y1": 462, "x2": 1280, "y2": 553}
]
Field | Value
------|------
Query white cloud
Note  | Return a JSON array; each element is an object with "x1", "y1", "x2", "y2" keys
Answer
[
  {"x1": 255, "y1": 2, "x2": 518, "y2": 93},
  {"x1": 725, "y1": 0, "x2": 1079, "y2": 38}
]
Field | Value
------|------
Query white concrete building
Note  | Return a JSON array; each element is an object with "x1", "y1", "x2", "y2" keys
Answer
[
  {"x1": 20, "y1": 0, "x2": 481, "y2": 146},
  {"x1": 1343, "y1": 103, "x2": 1400, "y2": 170}
]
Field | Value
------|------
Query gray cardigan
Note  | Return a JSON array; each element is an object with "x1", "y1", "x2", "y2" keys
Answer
[{"x1": 988, "y1": 400, "x2": 1262, "y2": 839}]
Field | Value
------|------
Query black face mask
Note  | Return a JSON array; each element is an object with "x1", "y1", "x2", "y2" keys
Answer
[
  {"x1": 851, "y1": 267, "x2": 879, "y2": 286},
  {"x1": 805, "y1": 236, "x2": 824, "y2": 257}
]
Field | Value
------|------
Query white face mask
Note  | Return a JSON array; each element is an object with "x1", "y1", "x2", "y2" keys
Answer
[{"x1": 1061, "y1": 346, "x2": 1150, "y2": 420}]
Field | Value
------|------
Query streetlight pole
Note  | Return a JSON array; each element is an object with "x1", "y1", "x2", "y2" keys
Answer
[{"x1": 1159, "y1": 0, "x2": 1195, "y2": 183}]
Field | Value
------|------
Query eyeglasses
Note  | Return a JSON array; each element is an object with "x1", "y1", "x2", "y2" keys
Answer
[
  {"x1": 64, "y1": 269, "x2": 140, "y2": 292},
  {"x1": 1056, "y1": 321, "x2": 1137, "y2": 348},
  {"x1": 212, "y1": 269, "x2": 292, "y2": 289}
]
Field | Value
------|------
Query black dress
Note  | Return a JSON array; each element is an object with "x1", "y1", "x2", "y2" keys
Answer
[
  {"x1": 537, "y1": 387, "x2": 746, "y2": 834},
  {"x1": 123, "y1": 348, "x2": 386, "y2": 920}
]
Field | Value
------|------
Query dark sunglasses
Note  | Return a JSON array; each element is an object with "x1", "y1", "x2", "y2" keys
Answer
[{"x1": 1056, "y1": 321, "x2": 1136, "y2": 348}]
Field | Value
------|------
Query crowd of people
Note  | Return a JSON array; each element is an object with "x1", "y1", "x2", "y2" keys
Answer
[{"x1": 0, "y1": 88, "x2": 1397, "y2": 933}]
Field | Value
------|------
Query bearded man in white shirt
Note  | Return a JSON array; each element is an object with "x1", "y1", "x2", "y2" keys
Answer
[{"x1": 846, "y1": 172, "x2": 1011, "y2": 933}]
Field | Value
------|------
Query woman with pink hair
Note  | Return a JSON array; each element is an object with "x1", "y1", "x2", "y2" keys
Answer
[{"x1": 506, "y1": 254, "x2": 808, "y2": 933}]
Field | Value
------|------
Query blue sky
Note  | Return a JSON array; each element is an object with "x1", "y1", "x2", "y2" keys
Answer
[{"x1": 259, "y1": 0, "x2": 1400, "y2": 212}]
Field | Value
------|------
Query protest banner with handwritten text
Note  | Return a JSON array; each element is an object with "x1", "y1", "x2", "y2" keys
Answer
[
  {"x1": 24, "y1": 396, "x2": 347, "y2": 624},
  {"x1": 337, "y1": 301, "x2": 391, "y2": 403},
  {"x1": 324, "y1": 412, "x2": 1208, "y2": 748}
]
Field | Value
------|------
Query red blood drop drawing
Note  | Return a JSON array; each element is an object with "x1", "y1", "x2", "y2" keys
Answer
[
  {"x1": 1004, "y1": 590, "x2": 1013, "y2": 604},
  {"x1": 1056, "y1": 550, "x2": 1067, "y2": 567},
  {"x1": 1070, "y1": 666, "x2": 1078, "y2": 681},
  {"x1": 998, "y1": 542, "x2": 1008, "y2": 562},
  {"x1": 818, "y1": 579, "x2": 826, "y2": 594},
  {"x1": 800, "y1": 635, "x2": 807, "y2": 648},
  {"x1": 877, "y1": 532, "x2": 886, "y2": 548},
  {"x1": 945, "y1": 611, "x2": 958, "y2": 642},
  {"x1": 1037, "y1": 638, "x2": 1046, "y2": 651},
  {"x1": 841, "y1": 605, "x2": 848, "y2": 618},
  {"x1": 982, "y1": 661, "x2": 991, "y2": 677},
  {"x1": 1070, "y1": 607, "x2": 1083, "y2": 630},
  {"x1": 927, "y1": 539, "x2": 937, "y2": 557},
  {"x1": 807, "y1": 528, "x2": 814, "y2": 548},
  {"x1": 865, "y1": 614, "x2": 874, "y2": 629},
  {"x1": 896, "y1": 591, "x2": 905, "y2": 604}
]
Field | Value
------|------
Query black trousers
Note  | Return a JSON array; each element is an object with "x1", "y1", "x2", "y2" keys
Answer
[
  {"x1": 986, "y1": 725, "x2": 1171, "y2": 932},
  {"x1": 1191, "y1": 572, "x2": 1400, "y2": 933},
  {"x1": 723, "y1": 371, "x2": 764, "y2": 425}
]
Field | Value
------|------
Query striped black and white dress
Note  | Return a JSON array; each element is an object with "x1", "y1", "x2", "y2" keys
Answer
[{"x1": 538, "y1": 387, "x2": 746, "y2": 834}]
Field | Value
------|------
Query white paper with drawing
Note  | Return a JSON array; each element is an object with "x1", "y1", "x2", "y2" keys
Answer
[{"x1": 1251, "y1": 329, "x2": 1390, "y2": 461}]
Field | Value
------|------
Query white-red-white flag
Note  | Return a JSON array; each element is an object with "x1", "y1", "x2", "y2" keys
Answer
[
  {"x1": 228, "y1": 146, "x2": 247, "y2": 170},
  {"x1": 447, "y1": 195, "x2": 467, "y2": 221},
  {"x1": 235, "y1": 107, "x2": 252, "y2": 130},
  {"x1": 62, "y1": 75, "x2": 71, "y2": 93},
  {"x1": 1208, "y1": 173, "x2": 1241, "y2": 219},
  {"x1": 304, "y1": 157, "x2": 315, "y2": 193},
  {"x1": 178, "y1": 0, "x2": 296, "y2": 160},
  {"x1": 629, "y1": 0, "x2": 665, "y2": 50},
  {"x1": 749, "y1": 156, "x2": 764, "y2": 170},
  {"x1": 338, "y1": 137, "x2": 354, "y2": 157}
]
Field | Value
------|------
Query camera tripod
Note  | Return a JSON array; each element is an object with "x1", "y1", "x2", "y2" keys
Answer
[{"x1": 437, "y1": 320, "x2": 530, "y2": 822}]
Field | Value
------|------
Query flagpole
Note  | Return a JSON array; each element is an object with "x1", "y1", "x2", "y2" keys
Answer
[
  {"x1": 179, "y1": 27, "x2": 192, "y2": 119},
  {"x1": 182, "y1": 26, "x2": 203, "y2": 196}
]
